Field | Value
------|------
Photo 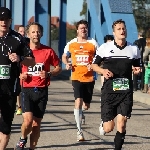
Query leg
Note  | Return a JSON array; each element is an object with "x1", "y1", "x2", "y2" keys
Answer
[
  {"x1": 101, "y1": 75, "x2": 104, "y2": 87},
  {"x1": 21, "y1": 112, "x2": 33, "y2": 139},
  {"x1": 30, "y1": 117, "x2": 42, "y2": 149},
  {"x1": 114, "y1": 92, "x2": 133, "y2": 150},
  {"x1": 16, "y1": 94, "x2": 22, "y2": 115},
  {"x1": 15, "y1": 88, "x2": 33, "y2": 150},
  {"x1": 100, "y1": 92, "x2": 118, "y2": 135},
  {"x1": 133, "y1": 73, "x2": 137, "y2": 91},
  {"x1": 0, "y1": 95, "x2": 16, "y2": 150},
  {"x1": 82, "y1": 81, "x2": 95, "y2": 124},
  {"x1": 16, "y1": 80, "x2": 22, "y2": 115},
  {"x1": 72, "y1": 80, "x2": 84, "y2": 141},
  {"x1": 29, "y1": 87, "x2": 48, "y2": 149}
]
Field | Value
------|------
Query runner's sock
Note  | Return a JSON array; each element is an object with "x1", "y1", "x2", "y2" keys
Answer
[
  {"x1": 114, "y1": 131, "x2": 126, "y2": 150},
  {"x1": 74, "y1": 108, "x2": 82, "y2": 131}
]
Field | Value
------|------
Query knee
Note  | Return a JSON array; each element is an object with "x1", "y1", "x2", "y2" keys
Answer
[
  {"x1": 103, "y1": 122, "x2": 115, "y2": 133},
  {"x1": 23, "y1": 118, "x2": 33, "y2": 128},
  {"x1": 103, "y1": 126, "x2": 114, "y2": 133},
  {"x1": 117, "y1": 120, "x2": 127, "y2": 132}
]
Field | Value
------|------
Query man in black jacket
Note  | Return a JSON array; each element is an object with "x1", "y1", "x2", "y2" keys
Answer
[{"x1": 133, "y1": 31, "x2": 146, "y2": 91}]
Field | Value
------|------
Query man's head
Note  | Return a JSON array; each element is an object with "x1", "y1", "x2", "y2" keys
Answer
[
  {"x1": 17, "y1": 25, "x2": 25, "y2": 36},
  {"x1": 112, "y1": 19, "x2": 127, "y2": 40},
  {"x1": 138, "y1": 31, "x2": 144, "y2": 39},
  {"x1": 25, "y1": 22, "x2": 43, "y2": 44},
  {"x1": 0, "y1": 7, "x2": 12, "y2": 32},
  {"x1": 76, "y1": 20, "x2": 88, "y2": 38},
  {"x1": 104, "y1": 35, "x2": 114, "y2": 43}
]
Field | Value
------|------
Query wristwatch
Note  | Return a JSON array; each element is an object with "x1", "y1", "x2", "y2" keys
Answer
[{"x1": 47, "y1": 72, "x2": 52, "y2": 78}]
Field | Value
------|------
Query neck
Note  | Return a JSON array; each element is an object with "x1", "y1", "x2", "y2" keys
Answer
[
  {"x1": 115, "y1": 39, "x2": 126, "y2": 47},
  {"x1": 0, "y1": 30, "x2": 9, "y2": 37},
  {"x1": 77, "y1": 36, "x2": 87, "y2": 42},
  {"x1": 30, "y1": 42, "x2": 40, "y2": 50}
]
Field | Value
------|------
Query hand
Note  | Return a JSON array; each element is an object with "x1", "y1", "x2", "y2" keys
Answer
[
  {"x1": 8, "y1": 52, "x2": 20, "y2": 62},
  {"x1": 20, "y1": 72, "x2": 28, "y2": 81},
  {"x1": 66, "y1": 63, "x2": 72, "y2": 70},
  {"x1": 87, "y1": 64, "x2": 92, "y2": 71},
  {"x1": 102, "y1": 69, "x2": 113, "y2": 79},
  {"x1": 133, "y1": 67, "x2": 141, "y2": 74},
  {"x1": 39, "y1": 70, "x2": 47, "y2": 79}
]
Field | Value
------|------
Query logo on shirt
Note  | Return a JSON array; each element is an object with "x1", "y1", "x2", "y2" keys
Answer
[
  {"x1": 75, "y1": 55, "x2": 89, "y2": 65},
  {"x1": 110, "y1": 50, "x2": 114, "y2": 53},
  {"x1": 27, "y1": 63, "x2": 44, "y2": 76}
]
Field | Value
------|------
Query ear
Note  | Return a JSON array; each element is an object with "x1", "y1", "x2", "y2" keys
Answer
[{"x1": 113, "y1": 31, "x2": 115, "y2": 36}]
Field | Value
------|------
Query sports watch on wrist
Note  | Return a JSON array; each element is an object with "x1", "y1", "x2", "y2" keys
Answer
[{"x1": 47, "y1": 72, "x2": 52, "y2": 78}]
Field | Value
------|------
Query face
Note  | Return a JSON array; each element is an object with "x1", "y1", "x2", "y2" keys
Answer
[
  {"x1": 27, "y1": 25, "x2": 42, "y2": 44},
  {"x1": 77, "y1": 24, "x2": 88, "y2": 38},
  {"x1": 113, "y1": 23, "x2": 127, "y2": 40},
  {"x1": 0, "y1": 18, "x2": 11, "y2": 32},
  {"x1": 18, "y1": 26, "x2": 25, "y2": 36}
]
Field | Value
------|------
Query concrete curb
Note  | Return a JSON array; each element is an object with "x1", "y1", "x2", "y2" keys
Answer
[{"x1": 58, "y1": 70, "x2": 150, "y2": 106}]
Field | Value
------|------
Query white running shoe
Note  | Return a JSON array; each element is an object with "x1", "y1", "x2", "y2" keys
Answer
[
  {"x1": 99, "y1": 121, "x2": 106, "y2": 135},
  {"x1": 77, "y1": 130, "x2": 85, "y2": 141}
]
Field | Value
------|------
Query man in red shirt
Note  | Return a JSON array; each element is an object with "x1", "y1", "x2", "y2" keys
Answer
[{"x1": 15, "y1": 22, "x2": 61, "y2": 150}]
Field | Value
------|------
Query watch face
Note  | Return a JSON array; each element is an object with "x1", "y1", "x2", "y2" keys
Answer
[{"x1": 21, "y1": 56, "x2": 24, "y2": 61}]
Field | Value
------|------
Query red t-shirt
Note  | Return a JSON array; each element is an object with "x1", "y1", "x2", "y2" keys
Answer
[{"x1": 21, "y1": 44, "x2": 60, "y2": 87}]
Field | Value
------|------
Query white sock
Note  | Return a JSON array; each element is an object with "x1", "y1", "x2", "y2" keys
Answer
[{"x1": 74, "y1": 108, "x2": 82, "y2": 131}]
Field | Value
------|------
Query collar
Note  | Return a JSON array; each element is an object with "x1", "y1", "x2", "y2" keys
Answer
[{"x1": 114, "y1": 40, "x2": 127, "y2": 50}]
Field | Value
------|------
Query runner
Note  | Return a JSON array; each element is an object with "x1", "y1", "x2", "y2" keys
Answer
[
  {"x1": 62, "y1": 20, "x2": 98, "y2": 141},
  {"x1": 92, "y1": 19, "x2": 141, "y2": 150},
  {"x1": 0, "y1": 7, "x2": 35, "y2": 150},
  {"x1": 15, "y1": 22, "x2": 61, "y2": 150},
  {"x1": 15, "y1": 25, "x2": 25, "y2": 115}
]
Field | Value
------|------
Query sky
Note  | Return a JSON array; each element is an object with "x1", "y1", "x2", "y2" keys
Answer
[
  {"x1": 6, "y1": 0, "x2": 84, "y2": 25},
  {"x1": 51, "y1": 0, "x2": 84, "y2": 24}
]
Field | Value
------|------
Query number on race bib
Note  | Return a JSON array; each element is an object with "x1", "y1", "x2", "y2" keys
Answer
[
  {"x1": 0, "y1": 65, "x2": 11, "y2": 79},
  {"x1": 113, "y1": 78, "x2": 129, "y2": 91}
]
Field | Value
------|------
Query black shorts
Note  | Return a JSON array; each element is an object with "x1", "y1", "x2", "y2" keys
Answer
[
  {"x1": 0, "y1": 94, "x2": 16, "y2": 134},
  {"x1": 16, "y1": 78, "x2": 21, "y2": 96},
  {"x1": 21, "y1": 87, "x2": 48, "y2": 118},
  {"x1": 101, "y1": 92, "x2": 133, "y2": 122},
  {"x1": 72, "y1": 80, "x2": 95, "y2": 104}
]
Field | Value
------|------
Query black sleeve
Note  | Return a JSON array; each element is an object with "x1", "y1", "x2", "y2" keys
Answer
[
  {"x1": 133, "y1": 47, "x2": 142, "y2": 67},
  {"x1": 17, "y1": 37, "x2": 34, "y2": 59},
  {"x1": 92, "y1": 44, "x2": 105, "y2": 65}
]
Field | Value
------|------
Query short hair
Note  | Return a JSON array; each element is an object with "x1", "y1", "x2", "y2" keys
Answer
[
  {"x1": 25, "y1": 22, "x2": 43, "y2": 34},
  {"x1": 112, "y1": 19, "x2": 126, "y2": 31},
  {"x1": 17, "y1": 25, "x2": 24, "y2": 32},
  {"x1": 76, "y1": 20, "x2": 88, "y2": 30},
  {"x1": 104, "y1": 35, "x2": 114, "y2": 43},
  {"x1": 138, "y1": 31, "x2": 144, "y2": 37}
]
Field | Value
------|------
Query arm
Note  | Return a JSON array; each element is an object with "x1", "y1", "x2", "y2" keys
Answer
[
  {"x1": 91, "y1": 45, "x2": 105, "y2": 74},
  {"x1": 62, "y1": 43, "x2": 71, "y2": 65},
  {"x1": 49, "y1": 49, "x2": 62, "y2": 76},
  {"x1": 18, "y1": 38, "x2": 35, "y2": 67}
]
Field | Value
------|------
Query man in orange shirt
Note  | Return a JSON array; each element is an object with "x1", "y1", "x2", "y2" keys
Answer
[{"x1": 62, "y1": 20, "x2": 99, "y2": 141}]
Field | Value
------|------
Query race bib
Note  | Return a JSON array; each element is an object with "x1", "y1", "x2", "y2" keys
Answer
[
  {"x1": 27, "y1": 63, "x2": 44, "y2": 76},
  {"x1": 0, "y1": 65, "x2": 11, "y2": 79},
  {"x1": 75, "y1": 55, "x2": 89, "y2": 66},
  {"x1": 113, "y1": 78, "x2": 129, "y2": 91}
]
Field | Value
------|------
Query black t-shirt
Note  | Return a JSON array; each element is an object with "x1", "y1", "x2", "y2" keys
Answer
[
  {"x1": 92, "y1": 41, "x2": 141, "y2": 93},
  {"x1": 0, "y1": 29, "x2": 34, "y2": 95}
]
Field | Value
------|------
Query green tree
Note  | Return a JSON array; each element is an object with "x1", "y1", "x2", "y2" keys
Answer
[
  {"x1": 51, "y1": 26, "x2": 59, "y2": 40},
  {"x1": 132, "y1": 0, "x2": 150, "y2": 37},
  {"x1": 80, "y1": 0, "x2": 87, "y2": 19}
]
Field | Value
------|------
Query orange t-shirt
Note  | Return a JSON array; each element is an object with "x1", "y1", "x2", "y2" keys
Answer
[{"x1": 64, "y1": 37, "x2": 98, "y2": 82}]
